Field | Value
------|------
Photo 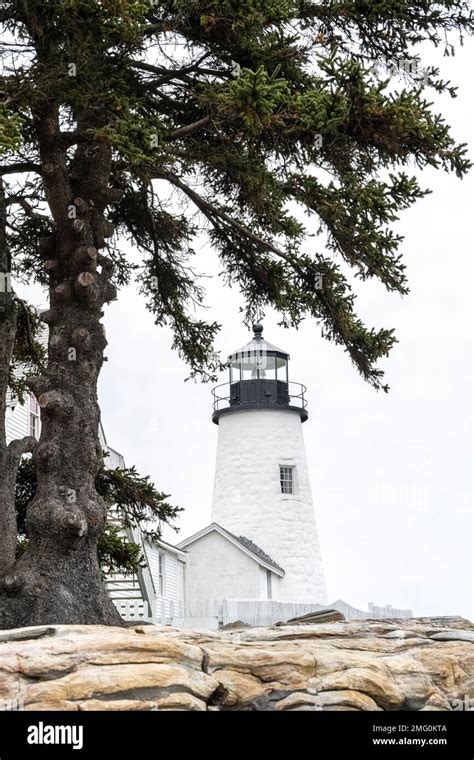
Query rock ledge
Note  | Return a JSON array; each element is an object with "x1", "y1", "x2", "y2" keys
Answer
[{"x1": 0, "y1": 616, "x2": 472, "y2": 711}]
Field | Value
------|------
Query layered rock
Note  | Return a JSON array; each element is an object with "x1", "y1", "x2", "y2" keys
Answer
[{"x1": 0, "y1": 617, "x2": 472, "y2": 711}]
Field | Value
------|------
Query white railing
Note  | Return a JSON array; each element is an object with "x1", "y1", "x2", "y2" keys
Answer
[
  {"x1": 114, "y1": 599, "x2": 150, "y2": 622},
  {"x1": 105, "y1": 514, "x2": 157, "y2": 623},
  {"x1": 129, "y1": 526, "x2": 157, "y2": 622}
]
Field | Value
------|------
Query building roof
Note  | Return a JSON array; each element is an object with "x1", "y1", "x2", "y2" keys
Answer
[
  {"x1": 145, "y1": 536, "x2": 187, "y2": 560},
  {"x1": 177, "y1": 522, "x2": 285, "y2": 577},
  {"x1": 232, "y1": 533, "x2": 285, "y2": 575},
  {"x1": 229, "y1": 323, "x2": 289, "y2": 363}
]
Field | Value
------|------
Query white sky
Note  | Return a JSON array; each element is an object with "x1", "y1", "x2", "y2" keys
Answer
[{"x1": 15, "y1": 44, "x2": 473, "y2": 621}]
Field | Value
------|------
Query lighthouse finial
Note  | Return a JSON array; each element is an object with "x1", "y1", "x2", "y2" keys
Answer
[{"x1": 253, "y1": 323, "x2": 264, "y2": 338}]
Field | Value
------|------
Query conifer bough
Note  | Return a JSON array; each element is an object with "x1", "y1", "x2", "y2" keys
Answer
[{"x1": 0, "y1": 0, "x2": 471, "y2": 626}]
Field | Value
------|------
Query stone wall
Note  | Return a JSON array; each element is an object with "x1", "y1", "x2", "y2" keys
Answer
[{"x1": 0, "y1": 617, "x2": 472, "y2": 711}]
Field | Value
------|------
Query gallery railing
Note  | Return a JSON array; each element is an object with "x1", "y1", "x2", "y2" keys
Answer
[{"x1": 212, "y1": 380, "x2": 307, "y2": 415}]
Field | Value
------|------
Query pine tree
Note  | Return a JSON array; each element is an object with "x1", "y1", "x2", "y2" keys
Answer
[{"x1": 0, "y1": 0, "x2": 471, "y2": 627}]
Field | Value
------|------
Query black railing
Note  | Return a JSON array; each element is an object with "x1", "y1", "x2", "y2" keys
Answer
[{"x1": 212, "y1": 380, "x2": 308, "y2": 414}]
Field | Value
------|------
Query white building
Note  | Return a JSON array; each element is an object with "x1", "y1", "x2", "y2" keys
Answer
[
  {"x1": 178, "y1": 522, "x2": 285, "y2": 604},
  {"x1": 178, "y1": 324, "x2": 327, "y2": 610},
  {"x1": 6, "y1": 386, "x2": 41, "y2": 443}
]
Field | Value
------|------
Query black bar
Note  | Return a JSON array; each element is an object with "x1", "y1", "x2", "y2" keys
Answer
[{"x1": 0, "y1": 710, "x2": 472, "y2": 757}]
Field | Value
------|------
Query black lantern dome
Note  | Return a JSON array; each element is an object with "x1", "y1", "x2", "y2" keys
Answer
[{"x1": 212, "y1": 324, "x2": 308, "y2": 424}]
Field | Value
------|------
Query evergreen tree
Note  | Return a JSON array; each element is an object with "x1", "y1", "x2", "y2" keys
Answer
[{"x1": 0, "y1": 0, "x2": 471, "y2": 627}]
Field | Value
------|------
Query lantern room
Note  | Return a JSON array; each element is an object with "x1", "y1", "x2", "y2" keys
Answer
[{"x1": 212, "y1": 324, "x2": 308, "y2": 423}]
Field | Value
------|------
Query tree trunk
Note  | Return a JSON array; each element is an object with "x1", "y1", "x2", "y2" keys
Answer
[
  {"x1": 0, "y1": 179, "x2": 18, "y2": 574},
  {"x1": 0, "y1": 297, "x2": 18, "y2": 575},
  {"x1": 0, "y1": 109, "x2": 122, "y2": 628}
]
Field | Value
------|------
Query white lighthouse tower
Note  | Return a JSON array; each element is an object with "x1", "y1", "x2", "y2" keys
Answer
[{"x1": 210, "y1": 324, "x2": 327, "y2": 604}]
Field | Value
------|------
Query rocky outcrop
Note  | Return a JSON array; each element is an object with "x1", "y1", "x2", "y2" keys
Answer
[{"x1": 0, "y1": 617, "x2": 472, "y2": 711}]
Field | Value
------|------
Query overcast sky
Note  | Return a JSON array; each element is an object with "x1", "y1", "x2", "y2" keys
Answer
[{"x1": 16, "y1": 44, "x2": 473, "y2": 620}]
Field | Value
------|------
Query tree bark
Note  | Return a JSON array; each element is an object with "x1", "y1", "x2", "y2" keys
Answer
[
  {"x1": 0, "y1": 296, "x2": 19, "y2": 575},
  {"x1": 0, "y1": 106, "x2": 123, "y2": 627},
  {"x1": 0, "y1": 179, "x2": 17, "y2": 574}
]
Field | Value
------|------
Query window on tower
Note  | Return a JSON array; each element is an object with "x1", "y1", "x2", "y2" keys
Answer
[{"x1": 280, "y1": 466, "x2": 294, "y2": 494}]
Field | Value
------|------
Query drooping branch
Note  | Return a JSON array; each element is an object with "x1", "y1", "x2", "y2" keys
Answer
[
  {"x1": 158, "y1": 172, "x2": 394, "y2": 391},
  {"x1": 160, "y1": 171, "x2": 293, "y2": 262},
  {"x1": 14, "y1": 297, "x2": 46, "y2": 373}
]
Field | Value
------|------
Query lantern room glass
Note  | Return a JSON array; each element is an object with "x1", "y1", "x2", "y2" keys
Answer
[
  {"x1": 230, "y1": 352, "x2": 288, "y2": 383},
  {"x1": 276, "y1": 358, "x2": 288, "y2": 383}
]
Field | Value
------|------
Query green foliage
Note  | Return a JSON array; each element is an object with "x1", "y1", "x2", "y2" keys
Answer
[
  {"x1": 213, "y1": 65, "x2": 291, "y2": 134},
  {"x1": 9, "y1": 301, "x2": 46, "y2": 402},
  {"x1": 0, "y1": 106, "x2": 23, "y2": 155},
  {"x1": 98, "y1": 524, "x2": 143, "y2": 576},
  {"x1": 14, "y1": 458, "x2": 36, "y2": 536},
  {"x1": 1, "y1": 0, "x2": 472, "y2": 390},
  {"x1": 15, "y1": 455, "x2": 181, "y2": 575},
  {"x1": 93, "y1": 116, "x2": 167, "y2": 166},
  {"x1": 96, "y1": 459, "x2": 182, "y2": 542}
]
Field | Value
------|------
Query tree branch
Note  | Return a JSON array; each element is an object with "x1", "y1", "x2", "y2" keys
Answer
[
  {"x1": 168, "y1": 116, "x2": 211, "y2": 140},
  {"x1": 0, "y1": 162, "x2": 41, "y2": 176},
  {"x1": 159, "y1": 171, "x2": 293, "y2": 263},
  {"x1": 130, "y1": 53, "x2": 221, "y2": 89},
  {"x1": 7, "y1": 436, "x2": 37, "y2": 461},
  {"x1": 58, "y1": 131, "x2": 86, "y2": 148},
  {"x1": 7, "y1": 197, "x2": 53, "y2": 225}
]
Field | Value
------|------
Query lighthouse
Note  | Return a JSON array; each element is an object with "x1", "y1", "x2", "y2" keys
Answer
[{"x1": 209, "y1": 324, "x2": 327, "y2": 604}]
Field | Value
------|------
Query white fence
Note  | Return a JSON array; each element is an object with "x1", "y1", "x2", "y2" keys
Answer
[
  {"x1": 368, "y1": 602, "x2": 413, "y2": 618},
  {"x1": 180, "y1": 598, "x2": 412, "y2": 628},
  {"x1": 222, "y1": 600, "x2": 327, "y2": 627},
  {"x1": 185, "y1": 599, "x2": 222, "y2": 620},
  {"x1": 221, "y1": 599, "x2": 412, "y2": 626},
  {"x1": 116, "y1": 598, "x2": 412, "y2": 628}
]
